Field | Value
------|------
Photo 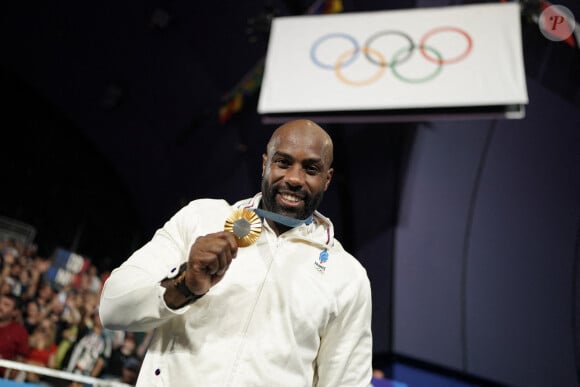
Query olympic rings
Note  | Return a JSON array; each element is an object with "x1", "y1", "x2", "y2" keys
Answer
[{"x1": 310, "y1": 26, "x2": 473, "y2": 86}]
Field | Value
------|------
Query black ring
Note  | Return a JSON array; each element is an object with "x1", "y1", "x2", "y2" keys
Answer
[{"x1": 363, "y1": 30, "x2": 415, "y2": 68}]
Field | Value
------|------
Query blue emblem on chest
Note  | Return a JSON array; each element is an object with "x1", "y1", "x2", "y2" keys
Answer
[
  {"x1": 314, "y1": 249, "x2": 329, "y2": 273},
  {"x1": 319, "y1": 249, "x2": 329, "y2": 263}
]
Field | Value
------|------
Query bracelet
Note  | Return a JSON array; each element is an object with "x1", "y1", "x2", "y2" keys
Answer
[{"x1": 173, "y1": 263, "x2": 205, "y2": 303}]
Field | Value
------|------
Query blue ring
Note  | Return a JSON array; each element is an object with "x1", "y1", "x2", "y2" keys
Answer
[{"x1": 310, "y1": 33, "x2": 360, "y2": 70}]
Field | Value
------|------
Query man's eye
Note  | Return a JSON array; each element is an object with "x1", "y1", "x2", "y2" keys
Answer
[
  {"x1": 305, "y1": 165, "x2": 320, "y2": 175},
  {"x1": 275, "y1": 159, "x2": 290, "y2": 167}
]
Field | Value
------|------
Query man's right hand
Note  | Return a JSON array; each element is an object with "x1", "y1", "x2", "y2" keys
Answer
[{"x1": 185, "y1": 231, "x2": 239, "y2": 296}]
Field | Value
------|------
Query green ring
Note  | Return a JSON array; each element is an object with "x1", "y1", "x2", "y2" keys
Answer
[{"x1": 391, "y1": 45, "x2": 443, "y2": 84}]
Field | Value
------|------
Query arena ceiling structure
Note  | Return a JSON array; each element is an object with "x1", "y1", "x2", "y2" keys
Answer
[{"x1": 1, "y1": 0, "x2": 579, "y2": 271}]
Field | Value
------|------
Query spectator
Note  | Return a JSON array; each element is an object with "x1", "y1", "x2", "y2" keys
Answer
[
  {"x1": 15, "y1": 319, "x2": 58, "y2": 383},
  {"x1": 23, "y1": 257, "x2": 51, "y2": 301},
  {"x1": 103, "y1": 331, "x2": 136, "y2": 379},
  {"x1": 0, "y1": 280, "x2": 13, "y2": 296},
  {"x1": 119, "y1": 356, "x2": 141, "y2": 385},
  {"x1": 54, "y1": 303, "x2": 82, "y2": 370},
  {"x1": 4, "y1": 262, "x2": 23, "y2": 296},
  {"x1": 35, "y1": 282, "x2": 55, "y2": 313},
  {"x1": 23, "y1": 299, "x2": 42, "y2": 334},
  {"x1": 17, "y1": 267, "x2": 32, "y2": 298},
  {"x1": 0, "y1": 293, "x2": 29, "y2": 377},
  {"x1": 26, "y1": 319, "x2": 58, "y2": 368},
  {"x1": 65, "y1": 310, "x2": 112, "y2": 387},
  {"x1": 0, "y1": 247, "x2": 19, "y2": 295}
]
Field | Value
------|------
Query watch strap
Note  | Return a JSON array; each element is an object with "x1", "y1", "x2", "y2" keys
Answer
[{"x1": 173, "y1": 263, "x2": 205, "y2": 303}]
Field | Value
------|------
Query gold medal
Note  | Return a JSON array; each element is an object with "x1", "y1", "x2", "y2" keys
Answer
[{"x1": 224, "y1": 208, "x2": 262, "y2": 247}]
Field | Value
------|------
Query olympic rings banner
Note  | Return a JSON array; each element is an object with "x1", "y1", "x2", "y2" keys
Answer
[{"x1": 257, "y1": 3, "x2": 528, "y2": 122}]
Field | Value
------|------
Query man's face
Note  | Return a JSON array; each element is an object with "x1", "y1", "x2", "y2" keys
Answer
[
  {"x1": 0, "y1": 296, "x2": 17, "y2": 323},
  {"x1": 261, "y1": 130, "x2": 333, "y2": 220}
]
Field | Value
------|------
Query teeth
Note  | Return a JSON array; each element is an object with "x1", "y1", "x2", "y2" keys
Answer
[{"x1": 281, "y1": 193, "x2": 300, "y2": 202}]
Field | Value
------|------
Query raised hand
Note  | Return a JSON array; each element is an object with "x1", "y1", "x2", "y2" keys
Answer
[{"x1": 185, "y1": 231, "x2": 239, "y2": 296}]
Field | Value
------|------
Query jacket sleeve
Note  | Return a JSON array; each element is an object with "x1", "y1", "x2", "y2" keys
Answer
[
  {"x1": 315, "y1": 268, "x2": 373, "y2": 387},
  {"x1": 99, "y1": 204, "x2": 198, "y2": 332}
]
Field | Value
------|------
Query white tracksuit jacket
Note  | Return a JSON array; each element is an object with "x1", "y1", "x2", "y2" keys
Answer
[{"x1": 99, "y1": 194, "x2": 373, "y2": 387}]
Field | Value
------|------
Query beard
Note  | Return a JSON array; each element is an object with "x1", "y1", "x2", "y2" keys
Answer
[{"x1": 261, "y1": 178, "x2": 324, "y2": 220}]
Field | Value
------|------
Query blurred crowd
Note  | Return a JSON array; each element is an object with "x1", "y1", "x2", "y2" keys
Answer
[{"x1": 0, "y1": 238, "x2": 150, "y2": 387}]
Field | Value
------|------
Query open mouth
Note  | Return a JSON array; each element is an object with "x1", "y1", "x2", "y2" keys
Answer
[{"x1": 277, "y1": 192, "x2": 304, "y2": 207}]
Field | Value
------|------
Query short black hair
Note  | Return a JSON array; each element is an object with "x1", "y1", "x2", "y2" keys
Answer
[{"x1": 2, "y1": 293, "x2": 23, "y2": 311}]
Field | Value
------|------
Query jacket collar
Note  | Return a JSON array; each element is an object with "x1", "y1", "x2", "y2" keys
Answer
[{"x1": 234, "y1": 193, "x2": 334, "y2": 248}]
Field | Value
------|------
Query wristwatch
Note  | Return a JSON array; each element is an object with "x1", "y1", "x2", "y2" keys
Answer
[{"x1": 173, "y1": 263, "x2": 205, "y2": 303}]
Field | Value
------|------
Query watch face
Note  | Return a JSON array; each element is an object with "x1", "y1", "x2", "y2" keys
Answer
[
  {"x1": 224, "y1": 208, "x2": 262, "y2": 247},
  {"x1": 174, "y1": 268, "x2": 204, "y2": 302},
  {"x1": 174, "y1": 271, "x2": 192, "y2": 297}
]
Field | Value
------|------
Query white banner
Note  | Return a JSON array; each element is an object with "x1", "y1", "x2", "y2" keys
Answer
[{"x1": 258, "y1": 3, "x2": 528, "y2": 120}]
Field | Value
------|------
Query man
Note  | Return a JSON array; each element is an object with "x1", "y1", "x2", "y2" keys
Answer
[
  {"x1": 100, "y1": 119, "x2": 373, "y2": 386},
  {"x1": 0, "y1": 293, "x2": 29, "y2": 377}
]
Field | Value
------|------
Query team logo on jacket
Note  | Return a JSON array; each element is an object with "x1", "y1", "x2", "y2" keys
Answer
[{"x1": 314, "y1": 249, "x2": 329, "y2": 273}]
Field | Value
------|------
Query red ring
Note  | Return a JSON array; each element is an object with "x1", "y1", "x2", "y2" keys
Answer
[{"x1": 419, "y1": 26, "x2": 473, "y2": 65}]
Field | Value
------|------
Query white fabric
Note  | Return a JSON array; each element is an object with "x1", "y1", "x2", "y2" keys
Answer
[{"x1": 100, "y1": 194, "x2": 373, "y2": 387}]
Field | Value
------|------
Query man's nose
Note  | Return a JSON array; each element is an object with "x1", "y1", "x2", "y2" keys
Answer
[{"x1": 284, "y1": 164, "x2": 305, "y2": 186}]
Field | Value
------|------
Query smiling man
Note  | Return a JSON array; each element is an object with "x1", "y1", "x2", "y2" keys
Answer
[
  {"x1": 260, "y1": 120, "x2": 334, "y2": 234},
  {"x1": 100, "y1": 119, "x2": 373, "y2": 387}
]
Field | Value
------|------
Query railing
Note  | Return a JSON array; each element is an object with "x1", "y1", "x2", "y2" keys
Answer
[
  {"x1": 0, "y1": 359, "x2": 132, "y2": 387},
  {"x1": 0, "y1": 215, "x2": 36, "y2": 247}
]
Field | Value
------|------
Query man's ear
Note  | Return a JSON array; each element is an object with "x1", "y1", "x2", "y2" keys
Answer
[
  {"x1": 324, "y1": 168, "x2": 334, "y2": 191},
  {"x1": 262, "y1": 154, "x2": 268, "y2": 176}
]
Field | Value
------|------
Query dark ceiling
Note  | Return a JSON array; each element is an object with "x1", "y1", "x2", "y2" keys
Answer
[{"x1": 1, "y1": 0, "x2": 579, "y2": 271}]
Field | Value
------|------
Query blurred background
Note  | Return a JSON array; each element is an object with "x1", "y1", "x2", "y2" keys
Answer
[{"x1": 1, "y1": 0, "x2": 579, "y2": 386}]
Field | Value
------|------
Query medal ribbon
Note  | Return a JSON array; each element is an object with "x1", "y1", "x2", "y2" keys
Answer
[{"x1": 253, "y1": 208, "x2": 313, "y2": 228}]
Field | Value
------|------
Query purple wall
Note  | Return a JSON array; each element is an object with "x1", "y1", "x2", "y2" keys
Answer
[{"x1": 393, "y1": 78, "x2": 580, "y2": 386}]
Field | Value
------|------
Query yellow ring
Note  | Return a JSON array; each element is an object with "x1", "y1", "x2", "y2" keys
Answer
[{"x1": 334, "y1": 47, "x2": 387, "y2": 86}]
